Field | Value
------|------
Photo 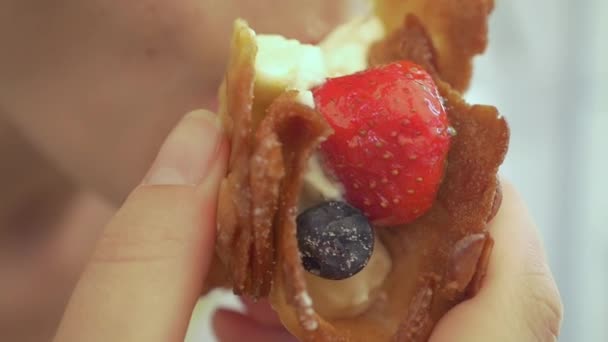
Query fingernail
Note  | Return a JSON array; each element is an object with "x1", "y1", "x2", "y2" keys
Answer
[{"x1": 144, "y1": 110, "x2": 223, "y2": 185}]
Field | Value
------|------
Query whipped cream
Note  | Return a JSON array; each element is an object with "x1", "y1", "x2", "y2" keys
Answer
[
  {"x1": 254, "y1": 16, "x2": 385, "y2": 102},
  {"x1": 320, "y1": 16, "x2": 385, "y2": 77},
  {"x1": 295, "y1": 90, "x2": 316, "y2": 108},
  {"x1": 255, "y1": 35, "x2": 327, "y2": 93},
  {"x1": 303, "y1": 238, "x2": 391, "y2": 319},
  {"x1": 299, "y1": 153, "x2": 344, "y2": 209}
]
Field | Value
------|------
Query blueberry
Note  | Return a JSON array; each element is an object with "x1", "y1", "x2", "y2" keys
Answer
[{"x1": 296, "y1": 201, "x2": 374, "y2": 280}]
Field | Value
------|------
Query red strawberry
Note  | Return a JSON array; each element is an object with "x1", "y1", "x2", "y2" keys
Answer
[{"x1": 312, "y1": 60, "x2": 451, "y2": 226}]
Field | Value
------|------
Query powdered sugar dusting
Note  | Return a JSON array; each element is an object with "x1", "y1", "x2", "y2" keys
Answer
[{"x1": 295, "y1": 291, "x2": 318, "y2": 331}]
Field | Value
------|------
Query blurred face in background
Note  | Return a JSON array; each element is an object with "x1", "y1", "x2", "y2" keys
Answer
[
  {"x1": 0, "y1": 119, "x2": 113, "y2": 341},
  {"x1": 0, "y1": 0, "x2": 353, "y2": 340},
  {"x1": 0, "y1": 0, "x2": 352, "y2": 203}
]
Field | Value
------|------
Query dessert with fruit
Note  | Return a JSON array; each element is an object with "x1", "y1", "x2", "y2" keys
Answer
[{"x1": 212, "y1": 0, "x2": 509, "y2": 341}]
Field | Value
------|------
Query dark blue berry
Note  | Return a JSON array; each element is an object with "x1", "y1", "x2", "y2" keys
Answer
[{"x1": 296, "y1": 201, "x2": 374, "y2": 280}]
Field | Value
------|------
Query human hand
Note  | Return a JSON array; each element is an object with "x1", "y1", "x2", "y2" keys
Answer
[
  {"x1": 53, "y1": 109, "x2": 228, "y2": 341},
  {"x1": 0, "y1": 0, "x2": 353, "y2": 204},
  {"x1": 213, "y1": 181, "x2": 564, "y2": 342},
  {"x1": 429, "y1": 180, "x2": 563, "y2": 341}
]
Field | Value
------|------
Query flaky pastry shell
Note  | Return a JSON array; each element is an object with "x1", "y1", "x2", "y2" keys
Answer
[{"x1": 213, "y1": 1, "x2": 509, "y2": 341}]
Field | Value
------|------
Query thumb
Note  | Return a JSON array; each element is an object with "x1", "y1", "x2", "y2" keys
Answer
[
  {"x1": 55, "y1": 110, "x2": 228, "y2": 342},
  {"x1": 430, "y1": 181, "x2": 563, "y2": 342}
]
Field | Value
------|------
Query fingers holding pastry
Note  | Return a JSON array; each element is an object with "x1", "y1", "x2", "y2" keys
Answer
[
  {"x1": 54, "y1": 110, "x2": 228, "y2": 342},
  {"x1": 430, "y1": 180, "x2": 563, "y2": 342}
]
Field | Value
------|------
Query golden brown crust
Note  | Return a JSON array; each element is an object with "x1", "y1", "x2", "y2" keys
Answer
[
  {"x1": 373, "y1": 0, "x2": 494, "y2": 92},
  {"x1": 466, "y1": 233, "x2": 494, "y2": 298},
  {"x1": 249, "y1": 117, "x2": 285, "y2": 297},
  {"x1": 216, "y1": 19, "x2": 271, "y2": 297},
  {"x1": 215, "y1": 21, "x2": 335, "y2": 300},
  {"x1": 369, "y1": 15, "x2": 438, "y2": 78},
  {"x1": 262, "y1": 93, "x2": 337, "y2": 340}
]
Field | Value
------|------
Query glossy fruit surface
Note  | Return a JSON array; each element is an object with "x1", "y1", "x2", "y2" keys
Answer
[
  {"x1": 296, "y1": 201, "x2": 374, "y2": 280},
  {"x1": 313, "y1": 61, "x2": 451, "y2": 225}
]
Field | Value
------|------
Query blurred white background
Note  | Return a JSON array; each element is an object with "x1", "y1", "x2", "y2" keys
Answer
[
  {"x1": 468, "y1": 0, "x2": 607, "y2": 341},
  {"x1": 187, "y1": 1, "x2": 608, "y2": 341}
]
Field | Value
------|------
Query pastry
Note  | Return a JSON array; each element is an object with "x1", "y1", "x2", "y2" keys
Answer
[{"x1": 213, "y1": 1, "x2": 509, "y2": 341}]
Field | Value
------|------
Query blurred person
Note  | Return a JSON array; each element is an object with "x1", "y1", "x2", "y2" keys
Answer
[{"x1": 0, "y1": 1, "x2": 563, "y2": 341}]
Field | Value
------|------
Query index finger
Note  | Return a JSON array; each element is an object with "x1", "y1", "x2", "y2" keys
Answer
[{"x1": 54, "y1": 110, "x2": 227, "y2": 342}]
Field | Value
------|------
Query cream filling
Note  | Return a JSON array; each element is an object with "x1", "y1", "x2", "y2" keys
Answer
[
  {"x1": 253, "y1": 16, "x2": 390, "y2": 320},
  {"x1": 254, "y1": 16, "x2": 384, "y2": 96},
  {"x1": 299, "y1": 154, "x2": 344, "y2": 211},
  {"x1": 303, "y1": 239, "x2": 391, "y2": 319},
  {"x1": 320, "y1": 16, "x2": 386, "y2": 77}
]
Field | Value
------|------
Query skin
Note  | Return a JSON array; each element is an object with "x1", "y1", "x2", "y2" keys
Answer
[
  {"x1": 0, "y1": 0, "x2": 350, "y2": 204},
  {"x1": 0, "y1": 1, "x2": 562, "y2": 341}
]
